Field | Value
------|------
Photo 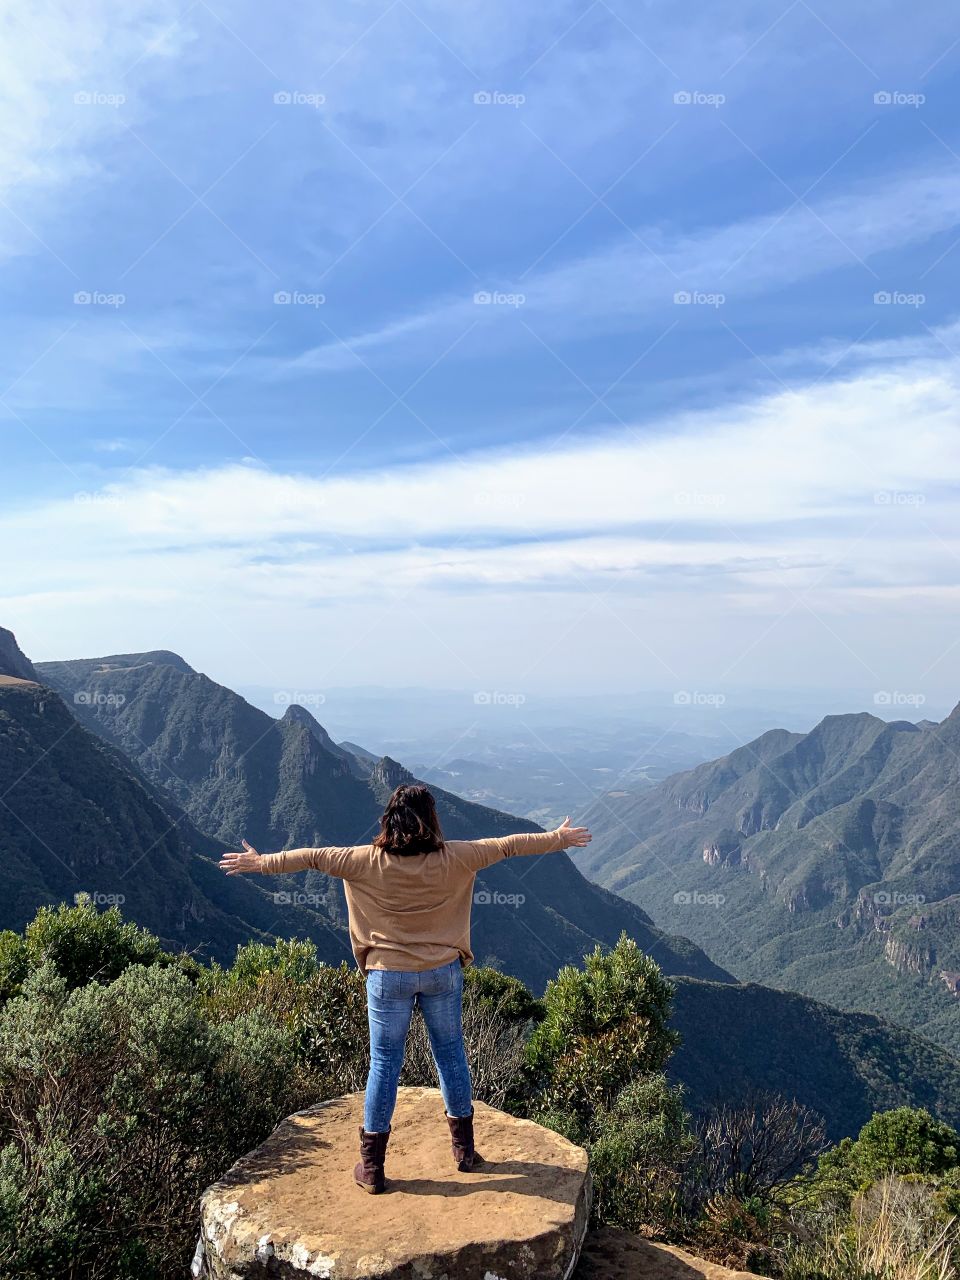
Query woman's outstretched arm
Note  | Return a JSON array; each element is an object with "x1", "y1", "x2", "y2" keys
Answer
[
  {"x1": 453, "y1": 817, "x2": 591, "y2": 871},
  {"x1": 218, "y1": 839, "x2": 363, "y2": 880}
]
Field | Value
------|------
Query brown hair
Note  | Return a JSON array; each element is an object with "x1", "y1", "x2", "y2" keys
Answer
[{"x1": 372, "y1": 783, "x2": 445, "y2": 856}]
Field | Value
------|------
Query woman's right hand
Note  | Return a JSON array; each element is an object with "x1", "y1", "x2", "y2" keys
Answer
[
  {"x1": 219, "y1": 839, "x2": 264, "y2": 875},
  {"x1": 556, "y1": 816, "x2": 592, "y2": 848}
]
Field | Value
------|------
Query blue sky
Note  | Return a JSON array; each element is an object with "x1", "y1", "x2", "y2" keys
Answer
[{"x1": 2, "y1": 0, "x2": 960, "y2": 704}]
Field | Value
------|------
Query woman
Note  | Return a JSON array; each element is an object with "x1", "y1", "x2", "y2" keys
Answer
[{"x1": 219, "y1": 783, "x2": 591, "y2": 1194}]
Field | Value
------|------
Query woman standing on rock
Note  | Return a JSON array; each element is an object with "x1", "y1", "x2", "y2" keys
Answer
[{"x1": 219, "y1": 783, "x2": 591, "y2": 1194}]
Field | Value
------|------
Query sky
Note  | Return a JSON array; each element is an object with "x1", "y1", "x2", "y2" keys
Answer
[{"x1": 1, "y1": 0, "x2": 959, "y2": 708}]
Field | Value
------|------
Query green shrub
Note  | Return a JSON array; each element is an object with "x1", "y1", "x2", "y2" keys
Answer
[
  {"x1": 0, "y1": 900, "x2": 196, "y2": 1004},
  {"x1": 0, "y1": 960, "x2": 302, "y2": 1280},
  {"x1": 811, "y1": 1108, "x2": 960, "y2": 1207},
  {"x1": 526, "y1": 931, "x2": 679, "y2": 1125}
]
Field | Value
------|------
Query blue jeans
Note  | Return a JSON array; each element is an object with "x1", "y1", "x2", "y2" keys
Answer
[{"x1": 364, "y1": 958, "x2": 473, "y2": 1132}]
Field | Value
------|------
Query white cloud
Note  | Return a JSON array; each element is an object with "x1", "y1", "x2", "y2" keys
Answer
[
  {"x1": 2, "y1": 354, "x2": 956, "y2": 583},
  {"x1": 0, "y1": 0, "x2": 191, "y2": 252},
  {"x1": 3, "y1": 348, "x2": 958, "y2": 692}
]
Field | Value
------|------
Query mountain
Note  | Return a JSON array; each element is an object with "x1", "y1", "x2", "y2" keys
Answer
[
  {"x1": 669, "y1": 977, "x2": 960, "y2": 1140},
  {"x1": 12, "y1": 638, "x2": 960, "y2": 1139},
  {"x1": 579, "y1": 709, "x2": 960, "y2": 1051},
  {"x1": 36, "y1": 648, "x2": 733, "y2": 993},
  {"x1": 0, "y1": 627, "x2": 37, "y2": 682},
  {"x1": 0, "y1": 679, "x2": 355, "y2": 963}
]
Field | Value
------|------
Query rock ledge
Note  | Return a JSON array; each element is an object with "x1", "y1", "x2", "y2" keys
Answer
[{"x1": 197, "y1": 1086, "x2": 591, "y2": 1280}]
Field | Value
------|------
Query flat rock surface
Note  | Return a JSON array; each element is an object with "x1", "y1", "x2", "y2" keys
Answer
[
  {"x1": 574, "y1": 1228, "x2": 763, "y2": 1280},
  {"x1": 199, "y1": 1086, "x2": 591, "y2": 1280}
]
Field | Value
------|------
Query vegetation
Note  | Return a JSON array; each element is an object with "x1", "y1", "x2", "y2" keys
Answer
[
  {"x1": 0, "y1": 903, "x2": 958, "y2": 1279},
  {"x1": 579, "y1": 707, "x2": 960, "y2": 1055}
]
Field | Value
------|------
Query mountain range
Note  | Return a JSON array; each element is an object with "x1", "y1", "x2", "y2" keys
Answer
[
  {"x1": 18, "y1": 641, "x2": 728, "y2": 992},
  {"x1": 579, "y1": 708, "x2": 960, "y2": 1052},
  {"x1": 6, "y1": 626, "x2": 960, "y2": 1136}
]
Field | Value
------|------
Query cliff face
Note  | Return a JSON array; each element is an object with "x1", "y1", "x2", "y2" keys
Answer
[
  {"x1": 581, "y1": 707, "x2": 960, "y2": 1052},
  {"x1": 0, "y1": 627, "x2": 38, "y2": 682}
]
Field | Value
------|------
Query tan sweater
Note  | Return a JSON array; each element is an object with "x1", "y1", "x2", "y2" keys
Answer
[{"x1": 259, "y1": 829, "x2": 569, "y2": 973}]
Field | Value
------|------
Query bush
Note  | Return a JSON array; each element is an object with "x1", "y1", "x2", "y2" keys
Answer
[
  {"x1": 585, "y1": 1076, "x2": 695, "y2": 1233},
  {"x1": 0, "y1": 960, "x2": 303, "y2": 1280},
  {"x1": 0, "y1": 900, "x2": 192, "y2": 1003},
  {"x1": 526, "y1": 932, "x2": 679, "y2": 1125},
  {"x1": 811, "y1": 1108, "x2": 960, "y2": 1209}
]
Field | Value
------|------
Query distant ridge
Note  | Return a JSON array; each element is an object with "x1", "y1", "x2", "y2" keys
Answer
[{"x1": 581, "y1": 704, "x2": 960, "y2": 1052}]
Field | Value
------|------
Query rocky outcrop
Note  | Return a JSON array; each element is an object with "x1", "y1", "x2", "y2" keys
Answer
[
  {"x1": 573, "y1": 1227, "x2": 762, "y2": 1278},
  {"x1": 196, "y1": 1087, "x2": 591, "y2": 1280},
  {"x1": 0, "y1": 627, "x2": 37, "y2": 682}
]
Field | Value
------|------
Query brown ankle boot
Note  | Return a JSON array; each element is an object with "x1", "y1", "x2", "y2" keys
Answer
[
  {"x1": 446, "y1": 1109, "x2": 483, "y2": 1171},
  {"x1": 354, "y1": 1126, "x2": 390, "y2": 1193}
]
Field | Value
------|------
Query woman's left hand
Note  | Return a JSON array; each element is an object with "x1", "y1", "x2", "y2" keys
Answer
[{"x1": 219, "y1": 839, "x2": 263, "y2": 875}]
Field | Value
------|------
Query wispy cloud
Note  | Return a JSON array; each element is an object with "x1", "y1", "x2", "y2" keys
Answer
[{"x1": 276, "y1": 162, "x2": 960, "y2": 374}]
